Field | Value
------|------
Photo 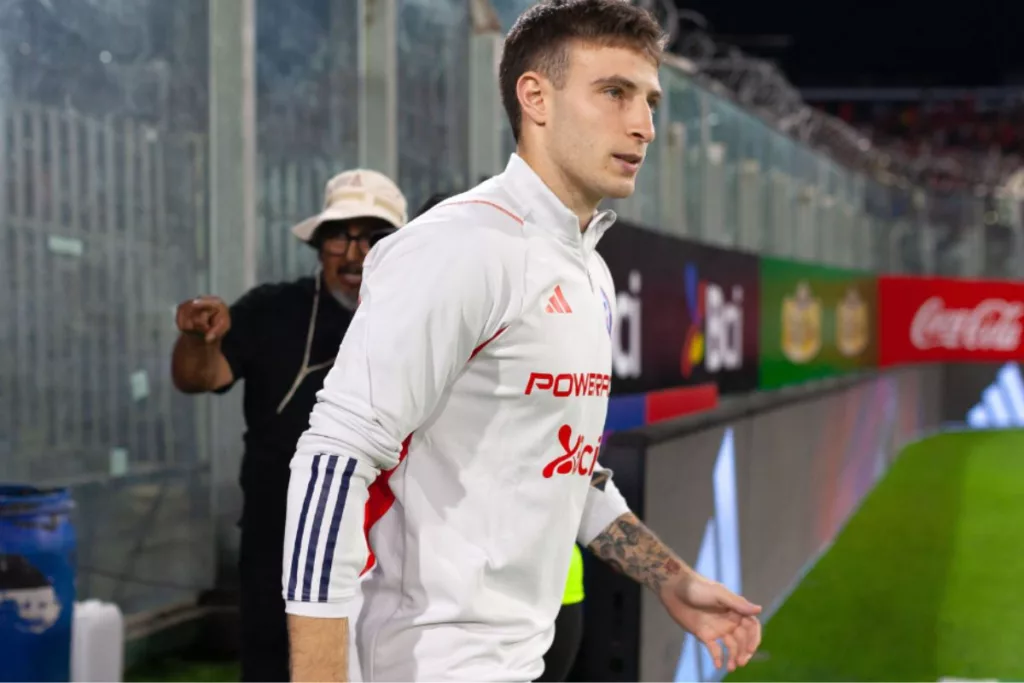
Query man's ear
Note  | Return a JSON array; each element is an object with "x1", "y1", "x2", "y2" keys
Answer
[{"x1": 517, "y1": 71, "x2": 549, "y2": 130}]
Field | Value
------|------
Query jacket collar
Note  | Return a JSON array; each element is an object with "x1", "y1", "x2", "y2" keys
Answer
[{"x1": 500, "y1": 153, "x2": 616, "y2": 250}]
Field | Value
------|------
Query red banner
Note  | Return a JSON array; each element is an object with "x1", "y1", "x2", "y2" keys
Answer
[{"x1": 879, "y1": 276, "x2": 1024, "y2": 365}]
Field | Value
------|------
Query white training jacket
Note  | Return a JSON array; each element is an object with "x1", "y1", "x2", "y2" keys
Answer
[{"x1": 283, "y1": 154, "x2": 631, "y2": 682}]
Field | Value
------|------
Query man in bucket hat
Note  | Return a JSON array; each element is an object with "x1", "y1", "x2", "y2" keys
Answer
[{"x1": 171, "y1": 169, "x2": 406, "y2": 682}]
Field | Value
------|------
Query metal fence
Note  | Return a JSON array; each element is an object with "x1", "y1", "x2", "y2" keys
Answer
[
  {"x1": 256, "y1": 157, "x2": 327, "y2": 284},
  {"x1": 0, "y1": 101, "x2": 213, "y2": 614},
  {"x1": 2, "y1": 0, "x2": 1022, "y2": 624},
  {"x1": 605, "y1": 68, "x2": 1024, "y2": 276}
]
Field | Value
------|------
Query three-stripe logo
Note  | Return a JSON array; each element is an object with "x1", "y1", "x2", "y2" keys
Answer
[
  {"x1": 286, "y1": 453, "x2": 358, "y2": 603},
  {"x1": 966, "y1": 362, "x2": 1024, "y2": 429},
  {"x1": 675, "y1": 428, "x2": 741, "y2": 682},
  {"x1": 545, "y1": 285, "x2": 573, "y2": 314}
]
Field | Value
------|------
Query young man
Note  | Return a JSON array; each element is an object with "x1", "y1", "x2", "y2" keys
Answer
[
  {"x1": 171, "y1": 169, "x2": 406, "y2": 681},
  {"x1": 418, "y1": 192, "x2": 585, "y2": 683},
  {"x1": 284, "y1": 2, "x2": 762, "y2": 681}
]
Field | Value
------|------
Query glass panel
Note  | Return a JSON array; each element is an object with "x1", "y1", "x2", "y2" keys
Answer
[
  {"x1": 397, "y1": 0, "x2": 471, "y2": 210},
  {"x1": 0, "y1": 0, "x2": 213, "y2": 615},
  {"x1": 735, "y1": 108, "x2": 771, "y2": 251},
  {"x1": 705, "y1": 96, "x2": 738, "y2": 246},
  {"x1": 664, "y1": 70, "x2": 703, "y2": 240},
  {"x1": 256, "y1": 0, "x2": 359, "y2": 282}
]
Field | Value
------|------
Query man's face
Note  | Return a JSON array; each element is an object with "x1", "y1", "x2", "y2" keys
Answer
[
  {"x1": 318, "y1": 219, "x2": 393, "y2": 299},
  {"x1": 546, "y1": 41, "x2": 661, "y2": 205}
]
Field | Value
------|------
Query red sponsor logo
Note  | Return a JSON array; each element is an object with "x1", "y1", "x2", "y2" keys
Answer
[
  {"x1": 909, "y1": 296, "x2": 1023, "y2": 352},
  {"x1": 542, "y1": 425, "x2": 602, "y2": 479},
  {"x1": 525, "y1": 372, "x2": 611, "y2": 397},
  {"x1": 879, "y1": 276, "x2": 1024, "y2": 365}
]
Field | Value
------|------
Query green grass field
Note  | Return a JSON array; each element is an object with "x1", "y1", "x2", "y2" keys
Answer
[{"x1": 728, "y1": 428, "x2": 1024, "y2": 682}]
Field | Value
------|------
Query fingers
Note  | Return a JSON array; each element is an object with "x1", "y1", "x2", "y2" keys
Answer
[
  {"x1": 187, "y1": 307, "x2": 214, "y2": 335},
  {"x1": 186, "y1": 296, "x2": 222, "y2": 314},
  {"x1": 722, "y1": 633, "x2": 740, "y2": 672},
  {"x1": 739, "y1": 616, "x2": 761, "y2": 666},
  {"x1": 707, "y1": 617, "x2": 759, "y2": 673},
  {"x1": 175, "y1": 304, "x2": 192, "y2": 332},
  {"x1": 717, "y1": 587, "x2": 763, "y2": 618},
  {"x1": 204, "y1": 308, "x2": 230, "y2": 342},
  {"x1": 177, "y1": 297, "x2": 228, "y2": 341},
  {"x1": 176, "y1": 299, "x2": 203, "y2": 332},
  {"x1": 703, "y1": 637, "x2": 724, "y2": 671}
]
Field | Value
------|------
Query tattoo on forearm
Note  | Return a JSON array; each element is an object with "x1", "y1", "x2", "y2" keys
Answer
[{"x1": 588, "y1": 513, "x2": 685, "y2": 594}]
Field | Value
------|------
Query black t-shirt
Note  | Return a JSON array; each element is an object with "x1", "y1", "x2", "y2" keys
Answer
[{"x1": 217, "y1": 276, "x2": 353, "y2": 507}]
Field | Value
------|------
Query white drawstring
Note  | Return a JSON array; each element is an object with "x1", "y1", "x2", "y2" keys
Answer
[{"x1": 275, "y1": 269, "x2": 336, "y2": 414}]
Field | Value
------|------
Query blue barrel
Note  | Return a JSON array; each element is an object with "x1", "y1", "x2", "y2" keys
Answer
[{"x1": 0, "y1": 486, "x2": 77, "y2": 682}]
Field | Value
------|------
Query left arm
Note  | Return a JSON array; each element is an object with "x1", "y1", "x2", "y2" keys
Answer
[
  {"x1": 573, "y1": 463, "x2": 688, "y2": 595},
  {"x1": 585, "y1": 256, "x2": 760, "y2": 670},
  {"x1": 579, "y1": 481, "x2": 763, "y2": 672},
  {"x1": 586, "y1": 511, "x2": 691, "y2": 597}
]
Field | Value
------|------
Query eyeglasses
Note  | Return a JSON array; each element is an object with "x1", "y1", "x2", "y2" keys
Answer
[{"x1": 321, "y1": 228, "x2": 396, "y2": 256}]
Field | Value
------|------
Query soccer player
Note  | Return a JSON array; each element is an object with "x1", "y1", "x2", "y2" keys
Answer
[
  {"x1": 417, "y1": 192, "x2": 587, "y2": 683},
  {"x1": 283, "y1": 1, "x2": 762, "y2": 681}
]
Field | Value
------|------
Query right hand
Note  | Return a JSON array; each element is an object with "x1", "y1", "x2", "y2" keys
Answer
[{"x1": 176, "y1": 296, "x2": 231, "y2": 343}]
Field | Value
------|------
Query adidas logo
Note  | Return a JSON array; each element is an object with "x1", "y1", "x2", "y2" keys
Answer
[
  {"x1": 545, "y1": 285, "x2": 573, "y2": 314},
  {"x1": 966, "y1": 362, "x2": 1024, "y2": 429},
  {"x1": 675, "y1": 428, "x2": 741, "y2": 683}
]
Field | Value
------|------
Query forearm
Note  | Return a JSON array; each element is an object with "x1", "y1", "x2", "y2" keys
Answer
[
  {"x1": 170, "y1": 334, "x2": 226, "y2": 393},
  {"x1": 587, "y1": 512, "x2": 693, "y2": 596},
  {"x1": 288, "y1": 615, "x2": 349, "y2": 682}
]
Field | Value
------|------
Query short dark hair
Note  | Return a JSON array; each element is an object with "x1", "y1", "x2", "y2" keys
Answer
[{"x1": 499, "y1": 0, "x2": 666, "y2": 142}]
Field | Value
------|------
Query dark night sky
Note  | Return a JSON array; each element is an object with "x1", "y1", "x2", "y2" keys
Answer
[{"x1": 673, "y1": 1, "x2": 1024, "y2": 88}]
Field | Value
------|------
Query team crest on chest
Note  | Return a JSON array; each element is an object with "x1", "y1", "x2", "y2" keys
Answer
[{"x1": 600, "y1": 289, "x2": 613, "y2": 337}]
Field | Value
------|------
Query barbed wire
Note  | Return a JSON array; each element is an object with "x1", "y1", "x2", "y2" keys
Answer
[{"x1": 632, "y1": 0, "x2": 1020, "y2": 195}]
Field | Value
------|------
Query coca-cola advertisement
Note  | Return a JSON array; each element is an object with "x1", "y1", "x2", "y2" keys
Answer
[
  {"x1": 597, "y1": 220, "x2": 760, "y2": 396},
  {"x1": 878, "y1": 276, "x2": 1024, "y2": 366}
]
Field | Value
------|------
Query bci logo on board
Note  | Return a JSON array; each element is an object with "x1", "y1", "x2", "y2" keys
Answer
[
  {"x1": 682, "y1": 263, "x2": 745, "y2": 377},
  {"x1": 611, "y1": 269, "x2": 643, "y2": 380},
  {"x1": 609, "y1": 266, "x2": 747, "y2": 385}
]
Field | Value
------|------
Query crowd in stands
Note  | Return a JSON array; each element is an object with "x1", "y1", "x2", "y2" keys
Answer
[{"x1": 809, "y1": 92, "x2": 1024, "y2": 191}]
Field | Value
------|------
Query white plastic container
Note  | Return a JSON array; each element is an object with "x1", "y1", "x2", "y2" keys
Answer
[{"x1": 71, "y1": 599, "x2": 124, "y2": 682}]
